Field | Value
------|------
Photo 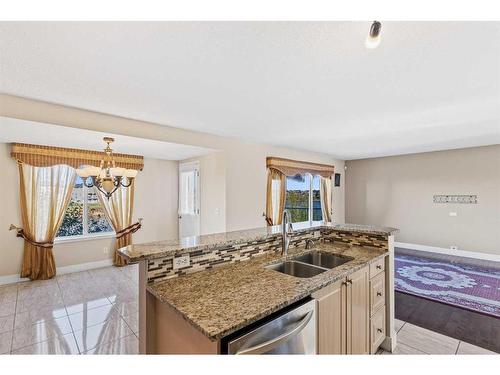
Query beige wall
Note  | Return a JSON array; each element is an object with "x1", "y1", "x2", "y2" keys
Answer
[
  {"x1": 0, "y1": 94, "x2": 345, "y2": 234},
  {"x1": 0, "y1": 142, "x2": 178, "y2": 277},
  {"x1": 345, "y1": 145, "x2": 500, "y2": 255}
]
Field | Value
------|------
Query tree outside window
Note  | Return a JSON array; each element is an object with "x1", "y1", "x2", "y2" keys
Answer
[
  {"x1": 285, "y1": 173, "x2": 323, "y2": 223},
  {"x1": 57, "y1": 176, "x2": 113, "y2": 238}
]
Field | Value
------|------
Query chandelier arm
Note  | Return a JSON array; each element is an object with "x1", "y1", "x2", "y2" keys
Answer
[
  {"x1": 94, "y1": 184, "x2": 109, "y2": 198},
  {"x1": 108, "y1": 184, "x2": 120, "y2": 198}
]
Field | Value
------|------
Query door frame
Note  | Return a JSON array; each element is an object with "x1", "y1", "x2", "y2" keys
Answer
[{"x1": 178, "y1": 161, "x2": 201, "y2": 238}]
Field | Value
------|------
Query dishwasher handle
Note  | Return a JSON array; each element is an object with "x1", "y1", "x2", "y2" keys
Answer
[{"x1": 235, "y1": 310, "x2": 314, "y2": 355}]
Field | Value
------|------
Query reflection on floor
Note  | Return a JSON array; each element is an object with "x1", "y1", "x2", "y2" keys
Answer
[
  {"x1": 1, "y1": 264, "x2": 497, "y2": 355},
  {"x1": 0, "y1": 264, "x2": 139, "y2": 355}
]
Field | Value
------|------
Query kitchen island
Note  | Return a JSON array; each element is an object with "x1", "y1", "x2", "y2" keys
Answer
[{"x1": 118, "y1": 222, "x2": 398, "y2": 354}]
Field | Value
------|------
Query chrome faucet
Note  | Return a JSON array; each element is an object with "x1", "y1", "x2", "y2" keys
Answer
[{"x1": 281, "y1": 210, "x2": 293, "y2": 256}]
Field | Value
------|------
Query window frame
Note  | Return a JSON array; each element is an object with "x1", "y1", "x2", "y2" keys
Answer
[
  {"x1": 55, "y1": 181, "x2": 115, "y2": 244},
  {"x1": 285, "y1": 173, "x2": 323, "y2": 225}
]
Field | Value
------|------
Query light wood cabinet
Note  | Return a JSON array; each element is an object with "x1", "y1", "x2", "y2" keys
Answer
[
  {"x1": 313, "y1": 265, "x2": 370, "y2": 354},
  {"x1": 369, "y1": 257, "x2": 385, "y2": 278},
  {"x1": 346, "y1": 266, "x2": 370, "y2": 354},
  {"x1": 370, "y1": 306, "x2": 386, "y2": 354},
  {"x1": 370, "y1": 272, "x2": 385, "y2": 312},
  {"x1": 314, "y1": 279, "x2": 346, "y2": 354}
]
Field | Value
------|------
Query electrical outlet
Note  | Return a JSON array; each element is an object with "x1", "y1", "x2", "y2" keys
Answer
[
  {"x1": 173, "y1": 254, "x2": 190, "y2": 270},
  {"x1": 449, "y1": 212, "x2": 458, "y2": 217},
  {"x1": 450, "y1": 245, "x2": 458, "y2": 251},
  {"x1": 103, "y1": 247, "x2": 109, "y2": 254}
]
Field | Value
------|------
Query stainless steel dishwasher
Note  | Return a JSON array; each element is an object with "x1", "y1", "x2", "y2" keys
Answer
[{"x1": 226, "y1": 299, "x2": 316, "y2": 354}]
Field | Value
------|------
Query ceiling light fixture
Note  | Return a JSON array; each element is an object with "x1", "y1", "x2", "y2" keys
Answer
[
  {"x1": 365, "y1": 21, "x2": 382, "y2": 49},
  {"x1": 76, "y1": 137, "x2": 138, "y2": 199}
]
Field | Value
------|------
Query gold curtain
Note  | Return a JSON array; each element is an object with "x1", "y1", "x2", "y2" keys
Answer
[
  {"x1": 320, "y1": 176, "x2": 333, "y2": 223},
  {"x1": 18, "y1": 163, "x2": 76, "y2": 280},
  {"x1": 96, "y1": 181, "x2": 135, "y2": 267},
  {"x1": 265, "y1": 168, "x2": 286, "y2": 226}
]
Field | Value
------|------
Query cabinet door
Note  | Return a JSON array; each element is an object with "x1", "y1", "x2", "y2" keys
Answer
[
  {"x1": 314, "y1": 279, "x2": 347, "y2": 354},
  {"x1": 346, "y1": 266, "x2": 370, "y2": 354}
]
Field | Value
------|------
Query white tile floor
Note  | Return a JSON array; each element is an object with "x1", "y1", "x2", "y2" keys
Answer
[
  {"x1": 0, "y1": 264, "x2": 496, "y2": 355},
  {"x1": 0, "y1": 264, "x2": 139, "y2": 355}
]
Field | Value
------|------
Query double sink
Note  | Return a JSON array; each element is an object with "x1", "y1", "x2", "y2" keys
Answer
[{"x1": 266, "y1": 251, "x2": 354, "y2": 278}]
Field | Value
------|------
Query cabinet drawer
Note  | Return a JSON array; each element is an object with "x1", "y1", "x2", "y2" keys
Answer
[
  {"x1": 370, "y1": 272, "x2": 385, "y2": 313},
  {"x1": 370, "y1": 306, "x2": 386, "y2": 354},
  {"x1": 370, "y1": 257, "x2": 385, "y2": 278}
]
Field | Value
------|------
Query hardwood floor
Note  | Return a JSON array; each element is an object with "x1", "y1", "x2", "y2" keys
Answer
[{"x1": 395, "y1": 291, "x2": 500, "y2": 353}]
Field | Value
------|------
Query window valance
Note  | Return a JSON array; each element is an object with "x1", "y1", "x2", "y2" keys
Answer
[
  {"x1": 11, "y1": 143, "x2": 144, "y2": 170},
  {"x1": 266, "y1": 157, "x2": 334, "y2": 178}
]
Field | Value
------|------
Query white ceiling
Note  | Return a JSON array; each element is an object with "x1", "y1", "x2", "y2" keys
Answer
[
  {"x1": 0, "y1": 117, "x2": 215, "y2": 160},
  {"x1": 1, "y1": 21, "x2": 499, "y2": 160}
]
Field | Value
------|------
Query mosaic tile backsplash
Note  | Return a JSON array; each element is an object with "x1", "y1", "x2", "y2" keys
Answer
[{"x1": 146, "y1": 228, "x2": 388, "y2": 284}]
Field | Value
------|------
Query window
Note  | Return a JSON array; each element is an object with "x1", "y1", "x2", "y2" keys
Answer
[
  {"x1": 285, "y1": 174, "x2": 323, "y2": 223},
  {"x1": 56, "y1": 176, "x2": 113, "y2": 239}
]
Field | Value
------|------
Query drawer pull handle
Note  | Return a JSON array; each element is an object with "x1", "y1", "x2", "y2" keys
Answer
[
  {"x1": 377, "y1": 328, "x2": 383, "y2": 333},
  {"x1": 377, "y1": 291, "x2": 382, "y2": 297},
  {"x1": 376, "y1": 265, "x2": 382, "y2": 270}
]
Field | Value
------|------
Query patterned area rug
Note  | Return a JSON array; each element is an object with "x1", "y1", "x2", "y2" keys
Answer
[{"x1": 395, "y1": 254, "x2": 500, "y2": 318}]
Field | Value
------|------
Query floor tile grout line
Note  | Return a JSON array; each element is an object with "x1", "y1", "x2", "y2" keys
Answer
[
  {"x1": 9, "y1": 283, "x2": 18, "y2": 353},
  {"x1": 396, "y1": 340, "x2": 431, "y2": 355},
  {"x1": 82, "y1": 333, "x2": 137, "y2": 355},
  {"x1": 396, "y1": 321, "x2": 406, "y2": 333},
  {"x1": 121, "y1": 314, "x2": 138, "y2": 336},
  {"x1": 78, "y1": 325, "x2": 135, "y2": 354},
  {"x1": 398, "y1": 327, "x2": 461, "y2": 355},
  {"x1": 10, "y1": 331, "x2": 78, "y2": 354}
]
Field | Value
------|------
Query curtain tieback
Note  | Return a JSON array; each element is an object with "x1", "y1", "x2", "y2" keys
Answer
[
  {"x1": 9, "y1": 224, "x2": 54, "y2": 248},
  {"x1": 115, "y1": 220, "x2": 142, "y2": 240}
]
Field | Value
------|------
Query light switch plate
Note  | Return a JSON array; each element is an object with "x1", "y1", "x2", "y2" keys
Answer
[
  {"x1": 449, "y1": 212, "x2": 458, "y2": 217},
  {"x1": 173, "y1": 254, "x2": 190, "y2": 270}
]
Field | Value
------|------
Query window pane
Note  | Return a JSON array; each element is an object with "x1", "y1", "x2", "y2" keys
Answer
[
  {"x1": 180, "y1": 170, "x2": 196, "y2": 214},
  {"x1": 285, "y1": 174, "x2": 310, "y2": 223},
  {"x1": 87, "y1": 188, "x2": 113, "y2": 234},
  {"x1": 312, "y1": 175, "x2": 322, "y2": 221},
  {"x1": 57, "y1": 176, "x2": 84, "y2": 237}
]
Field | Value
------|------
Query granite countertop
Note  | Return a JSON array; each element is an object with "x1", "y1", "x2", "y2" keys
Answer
[
  {"x1": 119, "y1": 222, "x2": 397, "y2": 262},
  {"x1": 147, "y1": 241, "x2": 388, "y2": 341}
]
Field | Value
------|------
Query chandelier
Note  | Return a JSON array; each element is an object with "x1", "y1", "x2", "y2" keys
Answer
[{"x1": 76, "y1": 137, "x2": 138, "y2": 199}]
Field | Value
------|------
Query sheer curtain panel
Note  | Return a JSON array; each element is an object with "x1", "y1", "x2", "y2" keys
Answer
[{"x1": 18, "y1": 163, "x2": 76, "y2": 280}]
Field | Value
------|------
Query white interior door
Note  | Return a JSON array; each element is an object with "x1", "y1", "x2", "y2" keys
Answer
[{"x1": 178, "y1": 161, "x2": 200, "y2": 238}]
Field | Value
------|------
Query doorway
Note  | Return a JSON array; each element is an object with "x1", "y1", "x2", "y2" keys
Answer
[{"x1": 178, "y1": 161, "x2": 200, "y2": 238}]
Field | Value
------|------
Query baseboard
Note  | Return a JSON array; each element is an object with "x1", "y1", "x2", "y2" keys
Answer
[
  {"x1": 395, "y1": 242, "x2": 500, "y2": 262},
  {"x1": 0, "y1": 258, "x2": 113, "y2": 286}
]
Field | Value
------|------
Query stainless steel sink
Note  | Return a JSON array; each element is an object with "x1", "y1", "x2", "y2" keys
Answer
[
  {"x1": 266, "y1": 261, "x2": 327, "y2": 278},
  {"x1": 292, "y1": 251, "x2": 354, "y2": 269}
]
